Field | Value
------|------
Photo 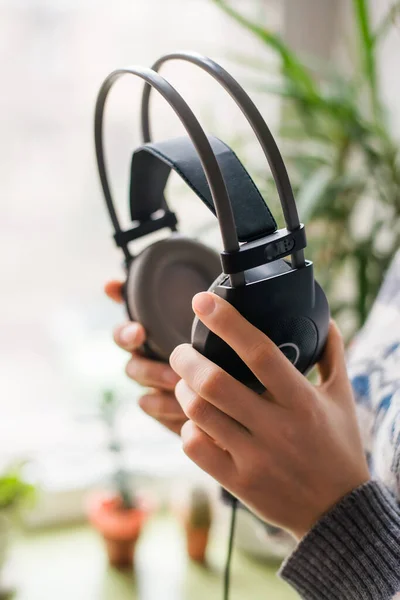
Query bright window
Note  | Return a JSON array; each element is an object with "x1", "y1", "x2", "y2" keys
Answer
[{"x1": 0, "y1": 0, "x2": 282, "y2": 503}]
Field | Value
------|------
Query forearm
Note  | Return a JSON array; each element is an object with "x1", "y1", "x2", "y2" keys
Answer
[{"x1": 279, "y1": 480, "x2": 400, "y2": 599}]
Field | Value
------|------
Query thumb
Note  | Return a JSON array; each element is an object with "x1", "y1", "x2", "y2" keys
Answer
[{"x1": 317, "y1": 320, "x2": 348, "y2": 389}]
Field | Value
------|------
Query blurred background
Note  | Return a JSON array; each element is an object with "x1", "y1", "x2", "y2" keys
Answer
[{"x1": 0, "y1": 0, "x2": 399, "y2": 599}]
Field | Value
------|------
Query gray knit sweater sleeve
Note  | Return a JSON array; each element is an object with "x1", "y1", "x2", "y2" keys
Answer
[{"x1": 279, "y1": 480, "x2": 400, "y2": 599}]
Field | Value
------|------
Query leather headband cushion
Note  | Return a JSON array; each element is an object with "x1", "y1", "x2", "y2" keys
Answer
[{"x1": 125, "y1": 235, "x2": 221, "y2": 361}]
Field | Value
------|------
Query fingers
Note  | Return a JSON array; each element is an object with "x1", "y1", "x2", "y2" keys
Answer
[
  {"x1": 192, "y1": 292, "x2": 307, "y2": 404},
  {"x1": 126, "y1": 353, "x2": 179, "y2": 390},
  {"x1": 105, "y1": 280, "x2": 124, "y2": 304},
  {"x1": 175, "y1": 378, "x2": 249, "y2": 451},
  {"x1": 107, "y1": 281, "x2": 146, "y2": 352},
  {"x1": 139, "y1": 391, "x2": 186, "y2": 420},
  {"x1": 139, "y1": 391, "x2": 187, "y2": 435},
  {"x1": 109, "y1": 291, "x2": 179, "y2": 391},
  {"x1": 171, "y1": 344, "x2": 265, "y2": 430},
  {"x1": 180, "y1": 420, "x2": 236, "y2": 485},
  {"x1": 114, "y1": 322, "x2": 146, "y2": 352},
  {"x1": 158, "y1": 419, "x2": 187, "y2": 436}
]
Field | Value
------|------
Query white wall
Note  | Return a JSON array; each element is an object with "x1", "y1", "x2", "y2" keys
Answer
[
  {"x1": 371, "y1": 0, "x2": 400, "y2": 135},
  {"x1": 284, "y1": 0, "x2": 340, "y2": 61},
  {"x1": 284, "y1": 0, "x2": 400, "y2": 137},
  {"x1": 0, "y1": 0, "x2": 283, "y2": 459}
]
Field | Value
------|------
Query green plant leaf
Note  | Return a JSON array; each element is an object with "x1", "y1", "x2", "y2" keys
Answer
[
  {"x1": 211, "y1": 0, "x2": 318, "y2": 97},
  {"x1": 353, "y1": 0, "x2": 381, "y2": 120},
  {"x1": 0, "y1": 467, "x2": 35, "y2": 511},
  {"x1": 296, "y1": 166, "x2": 333, "y2": 222}
]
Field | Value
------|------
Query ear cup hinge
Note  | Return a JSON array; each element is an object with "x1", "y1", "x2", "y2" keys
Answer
[
  {"x1": 113, "y1": 210, "x2": 178, "y2": 248},
  {"x1": 220, "y1": 225, "x2": 306, "y2": 275}
]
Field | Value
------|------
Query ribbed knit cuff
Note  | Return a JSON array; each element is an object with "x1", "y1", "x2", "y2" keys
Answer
[{"x1": 279, "y1": 480, "x2": 400, "y2": 600}]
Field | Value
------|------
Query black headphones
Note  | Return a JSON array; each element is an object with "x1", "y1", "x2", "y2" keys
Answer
[{"x1": 95, "y1": 52, "x2": 330, "y2": 392}]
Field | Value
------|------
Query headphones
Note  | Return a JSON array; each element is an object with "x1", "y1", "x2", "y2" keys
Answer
[{"x1": 95, "y1": 51, "x2": 330, "y2": 392}]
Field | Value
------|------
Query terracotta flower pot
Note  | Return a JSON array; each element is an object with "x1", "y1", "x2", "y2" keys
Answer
[
  {"x1": 87, "y1": 494, "x2": 148, "y2": 569},
  {"x1": 103, "y1": 537, "x2": 136, "y2": 568},
  {"x1": 185, "y1": 524, "x2": 210, "y2": 564}
]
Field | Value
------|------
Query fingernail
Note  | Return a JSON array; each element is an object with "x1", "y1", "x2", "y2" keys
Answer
[
  {"x1": 120, "y1": 323, "x2": 140, "y2": 346},
  {"x1": 192, "y1": 292, "x2": 215, "y2": 316}
]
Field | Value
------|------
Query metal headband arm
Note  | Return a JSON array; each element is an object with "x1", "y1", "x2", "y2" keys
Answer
[
  {"x1": 140, "y1": 51, "x2": 305, "y2": 269},
  {"x1": 94, "y1": 65, "x2": 244, "y2": 286}
]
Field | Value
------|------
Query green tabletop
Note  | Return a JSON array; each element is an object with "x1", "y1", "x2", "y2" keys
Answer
[{"x1": 9, "y1": 513, "x2": 298, "y2": 600}]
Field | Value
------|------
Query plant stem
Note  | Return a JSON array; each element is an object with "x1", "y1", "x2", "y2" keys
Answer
[{"x1": 353, "y1": 0, "x2": 381, "y2": 122}]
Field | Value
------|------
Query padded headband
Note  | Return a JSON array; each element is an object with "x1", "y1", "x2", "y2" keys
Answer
[
  {"x1": 141, "y1": 51, "x2": 305, "y2": 269},
  {"x1": 129, "y1": 135, "x2": 277, "y2": 243}
]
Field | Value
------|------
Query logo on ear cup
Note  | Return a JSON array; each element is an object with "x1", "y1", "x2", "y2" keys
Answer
[
  {"x1": 278, "y1": 342, "x2": 300, "y2": 366},
  {"x1": 267, "y1": 317, "x2": 317, "y2": 374}
]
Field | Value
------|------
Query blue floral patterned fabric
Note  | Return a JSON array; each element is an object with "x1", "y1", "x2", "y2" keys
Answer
[{"x1": 348, "y1": 251, "x2": 400, "y2": 499}]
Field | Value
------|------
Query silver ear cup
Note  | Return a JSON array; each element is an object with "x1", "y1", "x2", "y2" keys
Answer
[{"x1": 125, "y1": 235, "x2": 221, "y2": 361}]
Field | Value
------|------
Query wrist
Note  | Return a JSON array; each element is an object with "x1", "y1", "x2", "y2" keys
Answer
[
  {"x1": 290, "y1": 474, "x2": 372, "y2": 541},
  {"x1": 280, "y1": 480, "x2": 400, "y2": 600}
]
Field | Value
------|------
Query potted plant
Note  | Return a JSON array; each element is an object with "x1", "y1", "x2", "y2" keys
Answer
[
  {"x1": 87, "y1": 390, "x2": 148, "y2": 569},
  {"x1": 184, "y1": 487, "x2": 212, "y2": 564},
  {"x1": 0, "y1": 465, "x2": 35, "y2": 596}
]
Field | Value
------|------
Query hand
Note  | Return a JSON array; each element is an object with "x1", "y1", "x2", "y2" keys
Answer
[
  {"x1": 105, "y1": 280, "x2": 187, "y2": 435},
  {"x1": 170, "y1": 292, "x2": 370, "y2": 540}
]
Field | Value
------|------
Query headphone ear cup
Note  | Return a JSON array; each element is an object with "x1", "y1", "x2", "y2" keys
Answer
[
  {"x1": 192, "y1": 262, "x2": 330, "y2": 391},
  {"x1": 125, "y1": 236, "x2": 221, "y2": 361}
]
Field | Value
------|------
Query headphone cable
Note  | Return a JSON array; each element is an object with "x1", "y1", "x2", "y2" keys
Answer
[{"x1": 224, "y1": 497, "x2": 238, "y2": 600}]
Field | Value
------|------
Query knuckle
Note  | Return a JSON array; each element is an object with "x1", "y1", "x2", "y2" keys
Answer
[
  {"x1": 236, "y1": 460, "x2": 261, "y2": 491},
  {"x1": 182, "y1": 428, "x2": 204, "y2": 458},
  {"x1": 297, "y1": 390, "x2": 320, "y2": 421},
  {"x1": 185, "y1": 395, "x2": 208, "y2": 423},
  {"x1": 247, "y1": 340, "x2": 275, "y2": 368},
  {"x1": 197, "y1": 367, "x2": 225, "y2": 398}
]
